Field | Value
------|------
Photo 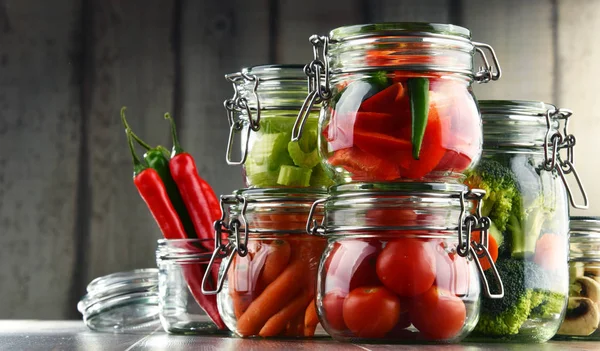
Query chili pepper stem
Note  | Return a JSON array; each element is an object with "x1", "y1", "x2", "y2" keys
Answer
[
  {"x1": 120, "y1": 106, "x2": 155, "y2": 151},
  {"x1": 165, "y1": 113, "x2": 184, "y2": 156},
  {"x1": 125, "y1": 128, "x2": 147, "y2": 177}
]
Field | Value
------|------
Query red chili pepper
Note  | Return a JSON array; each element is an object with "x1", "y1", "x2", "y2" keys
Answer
[
  {"x1": 164, "y1": 113, "x2": 221, "y2": 250},
  {"x1": 164, "y1": 113, "x2": 226, "y2": 330},
  {"x1": 125, "y1": 127, "x2": 187, "y2": 240}
]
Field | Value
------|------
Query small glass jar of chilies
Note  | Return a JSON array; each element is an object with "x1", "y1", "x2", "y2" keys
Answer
[
  {"x1": 156, "y1": 239, "x2": 230, "y2": 335},
  {"x1": 202, "y1": 188, "x2": 327, "y2": 338},
  {"x1": 224, "y1": 64, "x2": 334, "y2": 189},
  {"x1": 293, "y1": 23, "x2": 502, "y2": 183},
  {"x1": 555, "y1": 217, "x2": 600, "y2": 339},
  {"x1": 465, "y1": 100, "x2": 587, "y2": 342},
  {"x1": 306, "y1": 182, "x2": 502, "y2": 343}
]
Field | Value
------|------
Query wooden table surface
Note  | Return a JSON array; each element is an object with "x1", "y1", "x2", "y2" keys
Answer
[{"x1": 0, "y1": 320, "x2": 599, "y2": 351}]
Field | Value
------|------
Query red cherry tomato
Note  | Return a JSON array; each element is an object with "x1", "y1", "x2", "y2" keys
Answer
[
  {"x1": 342, "y1": 286, "x2": 401, "y2": 338},
  {"x1": 432, "y1": 241, "x2": 471, "y2": 296},
  {"x1": 409, "y1": 285, "x2": 467, "y2": 340},
  {"x1": 324, "y1": 239, "x2": 382, "y2": 294},
  {"x1": 376, "y1": 238, "x2": 437, "y2": 296},
  {"x1": 322, "y1": 289, "x2": 347, "y2": 331}
]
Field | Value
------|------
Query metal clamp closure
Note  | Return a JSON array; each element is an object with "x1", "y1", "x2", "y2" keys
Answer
[
  {"x1": 224, "y1": 73, "x2": 261, "y2": 165},
  {"x1": 458, "y1": 189, "x2": 504, "y2": 299},
  {"x1": 201, "y1": 194, "x2": 249, "y2": 295},
  {"x1": 543, "y1": 108, "x2": 589, "y2": 209},
  {"x1": 293, "y1": 35, "x2": 331, "y2": 142},
  {"x1": 306, "y1": 198, "x2": 327, "y2": 236},
  {"x1": 473, "y1": 42, "x2": 502, "y2": 83}
]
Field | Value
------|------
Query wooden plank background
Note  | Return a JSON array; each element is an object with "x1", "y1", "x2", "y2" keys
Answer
[{"x1": 0, "y1": 0, "x2": 598, "y2": 319}]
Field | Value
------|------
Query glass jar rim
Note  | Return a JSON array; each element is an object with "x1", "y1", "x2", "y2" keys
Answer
[
  {"x1": 329, "y1": 182, "x2": 468, "y2": 197},
  {"x1": 156, "y1": 238, "x2": 216, "y2": 260},
  {"x1": 570, "y1": 216, "x2": 600, "y2": 237},
  {"x1": 329, "y1": 22, "x2": 471, "y2": 42},
  {"x1": 225, "y1": 64, "x2": 307, "y2": 82},
  {"x1": 479, "y1": 100, "x2": 559, "y2": 117},
  {"x1": 232, "y1": 187, "x2": 327, "y2": 202}
]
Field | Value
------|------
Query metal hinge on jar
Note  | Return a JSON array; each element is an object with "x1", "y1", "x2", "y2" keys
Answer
[
  {"x1": 292, "y1": 35, "x2": 331, "y2": 142},
  {"x1": 202, "y1": 194, "x2": 249, "y2": 295},
  {"x1": 459, "y1": 189, "x2": 504, "y2": 299},
  {"x1": 543, "y1": 108, "x2": 589, "y2": 209},
  {"x1": 472, "y1": 42, "x2": 502, "y2": 83},
  {"x1": 223, "y1": 72, "x2": 261, "y2": 165}
]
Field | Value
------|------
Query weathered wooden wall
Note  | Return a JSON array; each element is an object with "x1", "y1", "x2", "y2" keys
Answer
[{"x1": 0, "y1": 0, "x2": 598, "y2": 319}]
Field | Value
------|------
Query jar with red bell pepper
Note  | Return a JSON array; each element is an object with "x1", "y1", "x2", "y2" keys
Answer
[
  {"x1": 224, "y1": 65, "x2": 334, "y2": 189},
  {"x1": 201, "y1": 188, "x2": 328, "y2": 338},
  {"x1": 305, "y1": 182, "x2": 504, "y2": 343},
  {"x1": 293, "y1": 23, "x2": 502, "y2": 183}
]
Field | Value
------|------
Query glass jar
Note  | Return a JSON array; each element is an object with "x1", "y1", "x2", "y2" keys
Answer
[
  {"x1": 77, "y1": 269, "x2": 161, "y2": 333},
  {"x1": 224, "y1": 64, "x2": 334, "y2": 189},
  {"x1": 555, "y1": 216, "x2": 600, "y2": 339},
  {"x1": 306, "y1": 182, "x2": 502, "y2": 343},
  {"x1": 293, "y1": 22, "x2": 502, "y2": 183},
  {"x1": 156, "y1": 239, "x2": 230, "y2": 335},
  {"x1": 202, "y1": 188, "x2": 328, "y2": 338},
  {"x1": 465, "y1": 100, "x2": 585, "y2": 342}
]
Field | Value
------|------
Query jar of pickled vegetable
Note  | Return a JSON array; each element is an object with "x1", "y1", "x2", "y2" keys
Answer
[
  {"x1": 201, "y1": 188, "x2": 327, "y2": 338},
  {"x1": 293, "y1": 23, "x2": 502, "y2": 183},
  {"x1": 306, "y1": 182, "x2": 502, "y2": 343},
  {"x1": 555, "y1": 217, "x2": 600, "y2": 339},
  {"x1": 156, "y1": 239, "x2": 230, "y2": 335},
  {"x1": 465, "y1": 100, "x2": 588, "y2": 342},
  {"x1": 224, "y1": 64, "x2": 334, "y2": 189}
]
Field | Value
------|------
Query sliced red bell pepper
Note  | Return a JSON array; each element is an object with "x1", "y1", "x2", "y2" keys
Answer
[
  {"x1": 352, "y1": 112, "x2": 400, "y2": 136},
  {"x1": 359, "y1": 83, "x2": 406, "y2": 114},
  {"x1": 433, "y1": 150, "x2": 473, "y2": 173},
  {"x1": 328, "y1": 147, "x2": 401, "y2": 181},
  {"x1": 352, "y1": 130, "x2": 412, "y2": 161}
]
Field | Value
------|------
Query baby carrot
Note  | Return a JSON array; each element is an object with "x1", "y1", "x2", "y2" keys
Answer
[
  {"x1": 257, "y1": 239, "x2": 291, "y2": 287},
  {"x1": 304, "y1": 297, "x2": 319, "y2": 336},
  {"x1": 236, "y1": 258, "x2": 307, "y2": 336},
  {"x1": 285, "y1": 310, "x2": 306, "y2": 337},
  {"x1": 259, "y1": 289, "x2": 315, "y2": 337}
]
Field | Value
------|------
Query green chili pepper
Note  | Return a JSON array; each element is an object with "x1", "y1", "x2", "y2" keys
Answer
[
  {"x1": 408, "y1": 77, "x2": 430, "y2": 160},
  {"x1": 120, "y1": 107, "x2": 198, "y2": 238}
]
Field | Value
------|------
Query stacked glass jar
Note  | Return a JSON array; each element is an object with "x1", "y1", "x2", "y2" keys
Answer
[
  {"x1": 196, "y1": 64, "x2": 332, "y2": 338},
  {"x1": 289, "y1": 22, "x2": 507, "y2": 343}
]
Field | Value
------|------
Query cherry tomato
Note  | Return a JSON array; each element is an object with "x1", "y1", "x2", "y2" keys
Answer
[
  {"x1": 432, "y1": 241, "x2": 471, "y2": 296},
  {"x1": 342, "y1": 286, "x2": 401, "y2": 338},
  {"x1": 324, "y1": 239, "x2": 382, "y2": 294},
  {"x1": 376, "y1": 238, "x2": 437, "y2": 296},
  {"x1": 322, "y1": 289, "x2": 347, "y2": 331},
  {"x1": 409, "y1": 285, "x2": 467, "y2": 340}
]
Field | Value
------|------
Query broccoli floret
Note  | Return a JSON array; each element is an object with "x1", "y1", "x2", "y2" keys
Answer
[
  {"x1": 476, "y1": 258, "x2": 550, "y2": 335},
  {"x1": 476, "y1": 290, "x2": 533, "y2": 335},
  {"x1": 529, "y1": 291, "x2": 567, "y2": 319},
  {"x1": 506, "y1": 196, "x2": 550, "y2": 258},
  {"x1": 464, "y1": 159, "x2": 520, "y2": 232}
]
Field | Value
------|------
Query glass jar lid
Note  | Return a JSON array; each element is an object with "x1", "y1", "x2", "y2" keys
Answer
[
  {"x1": 570, "y1": 216, "x2": 600, "y2": 262},
  {"x1": 77, "y1": 269, "x2": 160, "y2": 333},
  {"x1": 309, "y1": 182, "x2": 480, "y2": 236},
  {"x1": 225, "y1": 64, "x2": 313, "y2": 111},
  {"x1": 223, "y1": 188, "x2": 327, "y2": 235},
  {"x1": 479, "y1": 100, "x2": 563, "y2": 149},
  {"x1": 323, "y1": 22, "x2": 499, "y2": 82}
]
